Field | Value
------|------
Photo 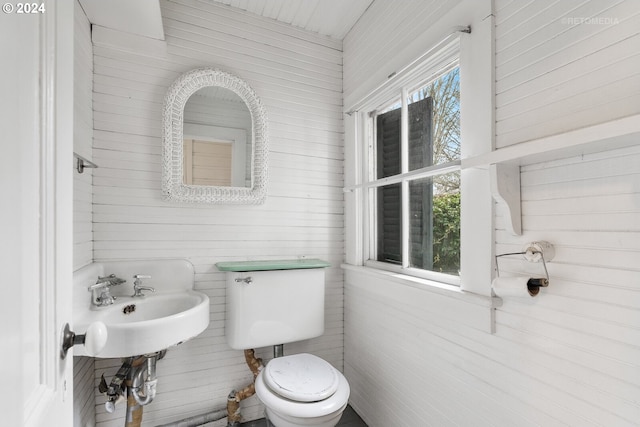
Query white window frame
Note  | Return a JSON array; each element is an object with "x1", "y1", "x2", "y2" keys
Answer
[
  {"x1": 363, "y1": 70, "x2": 462, "y2": 286},
  {"x1": 344, "y1": 18, "x2": 495, "y2": 296}
]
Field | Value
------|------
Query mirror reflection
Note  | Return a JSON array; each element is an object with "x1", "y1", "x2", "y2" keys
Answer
[
  {"x1": 162, "y1": 67, "x2": 268, "y2": 204},
  {"x1": 183, "y1": 87, "x2": 252, "y2": 188}
]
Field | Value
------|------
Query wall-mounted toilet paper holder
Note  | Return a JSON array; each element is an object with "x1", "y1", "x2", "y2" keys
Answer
[{"x1": 495, "y1": 241, "x2": 554, "y2": 294}]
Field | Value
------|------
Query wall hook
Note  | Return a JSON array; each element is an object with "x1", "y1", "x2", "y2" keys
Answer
[{"x1": 74, "y1": 152, "x2": 98, "y2": 174}]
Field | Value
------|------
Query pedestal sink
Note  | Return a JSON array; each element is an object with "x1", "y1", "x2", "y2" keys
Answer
[{"x1": 74, "y1": 290, "x2": 209, "y2": 358}]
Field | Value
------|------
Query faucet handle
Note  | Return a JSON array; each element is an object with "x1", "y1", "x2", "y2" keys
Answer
[
  {"x1": 96, "y1": 274, "x2": 126, "y2": 287},
  {"x1": 88, "y1": 281, "x2": 107, "y2": 292},
  {"x1": 132, "y1": 274, "x2": 154, "y2": 297}
]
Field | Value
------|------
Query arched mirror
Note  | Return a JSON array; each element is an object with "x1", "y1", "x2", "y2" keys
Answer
[{"x1": 162, "y1": 68, "x2": 268, "y2": 204}]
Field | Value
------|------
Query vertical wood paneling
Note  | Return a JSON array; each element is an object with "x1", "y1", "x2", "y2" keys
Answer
[
  {"x1": 90, "y1": 0, "x2": 344, "y2": 425},
  {"x1": 344, "y1": 1, "x2": 640, "y2": 426},
  {"x1": 73, "y1": 1, "x2": 96, "y2": 426},
  {"x1": 494, "y1": 0, "x2": 640, "y2": 147}
]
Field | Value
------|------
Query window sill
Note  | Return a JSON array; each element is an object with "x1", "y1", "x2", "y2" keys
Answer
[{"x1": 341, "y1": 263, "x2": 498, "y2": 309}]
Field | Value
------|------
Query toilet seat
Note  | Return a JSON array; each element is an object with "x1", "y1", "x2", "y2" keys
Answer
[
  {"x1": 255, "y1": 355, "x2": 350, "y2": 421},
  {"x1": 263, "y1": 353, "x2": 339, "y2": 402}
]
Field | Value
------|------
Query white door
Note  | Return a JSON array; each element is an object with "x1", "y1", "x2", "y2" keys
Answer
[{"x1": 0, "y1": 2, "x2": 75, "y2": 426}]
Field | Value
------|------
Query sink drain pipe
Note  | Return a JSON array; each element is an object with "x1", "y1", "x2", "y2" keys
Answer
[
  {"x1": 131, "y1": 354, "x2": 159, "y2": 406},
  {"x1": 123, "y1": 351, "x2": 165, "y2": 427},
  {"x1": 227, "y1": 349, "x2": 263, "y2": 426},
  {"x1": 124, "y1": 356, "x2": 150, "y2": 427}
]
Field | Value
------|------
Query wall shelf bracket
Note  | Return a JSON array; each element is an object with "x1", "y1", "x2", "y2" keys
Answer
[{"x1": 490, "y1": 163, "x2": 521, "y2": 235}]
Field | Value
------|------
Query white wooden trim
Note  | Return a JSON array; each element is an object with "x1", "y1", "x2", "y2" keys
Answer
[
  {"x1": 362, "y1": 260, "x2": 461, "y2": 287},
  {"x1": 400, "y1": 88, "x2": 410, "y2": 268},
  {"x1": 8, "y1": 1, "x2": 75, "y2": 425},
  {"x1": 343, "y1": 160, "x2": 462, "y2": 192},
  {"x1": 458, "y1": 6, "x2": 495, "y2": 296},
  {"x1": 462, "y1": 113, "x2": 640, "y2": 169}
]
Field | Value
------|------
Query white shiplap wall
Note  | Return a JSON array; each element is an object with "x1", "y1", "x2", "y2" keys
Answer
[
  {"x1": 73, "y1": 1, "x2": 96, "y2": 426},
  {"x1": 90, "y1": 0, "x2": 344, "y2": 425},
  {"x1": 346, "y1": 144, "x2": 640, "y2": 427},
  {"x1": 73, "y1": 0, "x2": 94, "y2": 272},
  {"x1": 344, "y1": 0, "x2": 640, "y2": 426},
  {"x1": 494, "y1": 0, "x2": 640, "y2": 148}
]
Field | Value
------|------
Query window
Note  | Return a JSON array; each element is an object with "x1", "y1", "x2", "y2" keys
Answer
[
  {"x1": 366, "y1": 66, "x2": 461, "y2": 283},
  {"x1": 345, "y1": 22, "x2": 494, "y2": 295}
]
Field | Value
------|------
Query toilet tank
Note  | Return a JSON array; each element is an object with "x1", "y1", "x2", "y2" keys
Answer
[{"x1": 220, "y1": 261, "x2": 328, "y2": 350}]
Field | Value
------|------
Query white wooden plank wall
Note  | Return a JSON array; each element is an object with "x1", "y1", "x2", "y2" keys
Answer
[
  {"x1": 73, "y1": 0, "x2": 94, "y2": 272},
  {"x1": 344, "y1": 1, "x2": 640, "y2": 426},
  {"x1": 90, "y1": 0, "x2": 344, "y2": 425},
  {"x1": 494, "y1": 0, "x2": 640, "y2": 148},
  {"x1": 74, "y1": 355, "x2": 97, "y2": 427},
  {"x1": 73, "y1": 1, "x2": 96, "y2": 426},
  {"x1": 346, "y1": 144, "x2": 640, "y2": 426}
]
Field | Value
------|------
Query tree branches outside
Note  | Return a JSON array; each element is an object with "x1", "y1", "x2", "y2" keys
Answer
[{"x1": 411, "y1": 67, "x2": 461, "y2": 195}]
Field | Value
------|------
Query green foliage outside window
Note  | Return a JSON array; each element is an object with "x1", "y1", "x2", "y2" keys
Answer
[{"x1": 433, "y1": 191, "x2": 460, "y2": 274}]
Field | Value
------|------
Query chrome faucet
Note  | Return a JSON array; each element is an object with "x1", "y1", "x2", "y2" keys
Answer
[
  {"x1": 132, "y1": 274, "x2": 155, "y2": 297},
  {"x1": 89, "y1": 274, "x2": 126, "y2": 306}
]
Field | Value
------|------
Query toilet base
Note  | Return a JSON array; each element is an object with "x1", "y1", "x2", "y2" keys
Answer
[{"x1": 264, "y1": 403, "x2": 347, "y2": 427}]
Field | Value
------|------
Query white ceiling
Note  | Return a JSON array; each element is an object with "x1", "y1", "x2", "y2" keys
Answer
[
  {"x1": 78, "y1": 0, "x2": 373, "y2": 42},
  {"x1": 207, "y1": 0, "x2": 374, "y2": 40}
]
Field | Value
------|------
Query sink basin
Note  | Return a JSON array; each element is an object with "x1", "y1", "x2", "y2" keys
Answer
[{"x1": 74, "y1": 291, "x2": 209, "y2": 358}]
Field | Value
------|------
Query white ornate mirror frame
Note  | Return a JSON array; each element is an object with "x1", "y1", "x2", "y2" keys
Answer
[{"x1": 162, "y1": 68, "x2": 268, "y2": 204}]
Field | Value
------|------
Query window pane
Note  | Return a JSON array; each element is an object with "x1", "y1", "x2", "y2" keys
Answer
[
  {"x1": 408, "y1": 96, "x2": 433, "y2": 171},
  {"x1": 376, "y1": 106, "x2": 401, "y2": 179},
  {"x1": 408, "y1": 67, "x2": 460, "y2": 168},
  {"x1": 376, "y1": 183, "x2": 402, "y2": 265},
  {"x1": 409, "y1": 171, "x2": 460, "y2": 275}
]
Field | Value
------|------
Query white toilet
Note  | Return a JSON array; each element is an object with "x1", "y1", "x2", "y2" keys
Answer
[{"x1": 222, "y1": 262, "x2": 350, "y2": 427}]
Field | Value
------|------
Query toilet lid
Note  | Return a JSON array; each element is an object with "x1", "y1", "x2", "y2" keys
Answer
[{"x1": 263, "y1": 353, "x2": 340, "y2": 402}]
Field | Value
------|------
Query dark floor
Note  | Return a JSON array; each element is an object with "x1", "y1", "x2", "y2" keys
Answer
[{"x1": 240, "y1": 405, "x2": 368, "y2": 427}]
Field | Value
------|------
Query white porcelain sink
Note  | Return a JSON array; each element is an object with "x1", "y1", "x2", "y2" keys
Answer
[{"x1": 74, "y1": 291, "x2": 209, "y2": 358}]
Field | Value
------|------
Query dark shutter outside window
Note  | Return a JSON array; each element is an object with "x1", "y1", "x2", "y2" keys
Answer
[
  {"x1": 376, "y1": 97, "x2": 433, "y2": 267},
  {"x1": 376, "y1": 107, "x2": 402, "y2": 264}
]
